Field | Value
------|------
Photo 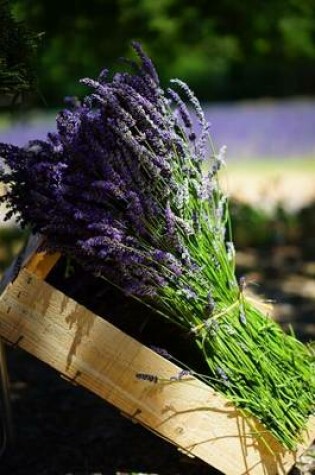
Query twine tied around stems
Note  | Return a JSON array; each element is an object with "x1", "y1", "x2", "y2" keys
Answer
[{"x1": 190, "y1": 277, "x2": 274, "y2": 334}]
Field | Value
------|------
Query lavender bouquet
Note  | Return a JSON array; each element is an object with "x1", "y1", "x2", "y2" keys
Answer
[{"x1": 0, "y1": 43, "x2": 314, "y2": 450}]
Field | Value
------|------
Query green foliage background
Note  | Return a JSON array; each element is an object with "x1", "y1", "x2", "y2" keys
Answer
[
  {"x1": 8, "y1": 0, "x2": 315, "y2": 105},
  {"x1": 0, "y1": 0, "x2": 37, "y2": 97}
]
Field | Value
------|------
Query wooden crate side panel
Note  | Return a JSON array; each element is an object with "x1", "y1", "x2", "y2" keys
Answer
[
  {"x1": 24, "y1": 250, "x2": 60, "y2": 279},
  {"x1": 0, "y1": 269, "x2": 314, "y2": 475}
]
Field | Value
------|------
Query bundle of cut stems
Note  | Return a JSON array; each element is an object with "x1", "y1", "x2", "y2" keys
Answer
[{"x1": 0, "y1": 43, "x2": 314, "y2": 450}]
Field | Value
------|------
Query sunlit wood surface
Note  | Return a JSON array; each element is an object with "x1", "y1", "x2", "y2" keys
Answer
[{"x1": 0, "y1": 263, "x2": 314, "y2": 474}]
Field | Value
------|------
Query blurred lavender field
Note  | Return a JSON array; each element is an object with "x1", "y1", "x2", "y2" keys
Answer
[
  {"x1": 1, "y1": 98, "x2": 315, "y2": 210},
  {"x1": 1, "y1": 98, "x2": 315, "y2": 159},
  {"x1": 207, "y1": 99, "x2": 315, "y2": 159}
]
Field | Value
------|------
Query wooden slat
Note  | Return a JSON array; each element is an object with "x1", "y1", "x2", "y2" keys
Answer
[
  {"x1": 24, "y1": 250, "x2": 60, "y2": 279},
  {"x1": 0, "y1": 269, "x2": 314, "y2": 474},
  {"x1": 23, "y1": 234, "x2": 60, "y2": 278}
]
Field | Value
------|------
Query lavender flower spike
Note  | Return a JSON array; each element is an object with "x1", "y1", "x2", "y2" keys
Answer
[{"x1": 1, "y1": 42, "x2": 313, "y2": 452}]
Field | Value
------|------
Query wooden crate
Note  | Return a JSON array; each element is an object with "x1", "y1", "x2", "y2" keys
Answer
[{"x1": 0, "y1": 236, "x2": 314, "y2": 475}]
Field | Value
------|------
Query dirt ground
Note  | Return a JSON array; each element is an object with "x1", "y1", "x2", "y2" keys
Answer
[{"x1": 0, "y1": 246, "x2": 314, "y2": 475}]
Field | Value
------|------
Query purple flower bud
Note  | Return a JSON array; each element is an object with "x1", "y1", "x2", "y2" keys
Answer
[
  {"x1": 167, "y1": 88, "x2": 193, "y2": 129},
  {"x1": 150, "y1": 346, "x2": 172, "y2": 359},
  {"x1": 165, "y1": 200, "x2": 175, "y2": 236},
  {"x1": 216, "y1": 367, "x2": 229, "y2": 384},
  {"x1": 204, "y1": 294, "x2": 216, "y2": 317}
]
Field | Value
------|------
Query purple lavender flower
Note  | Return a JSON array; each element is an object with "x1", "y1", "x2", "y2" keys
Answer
[
  {"x1": 0, "y1": 43, "x2": 217, "y2": 306},
  {"x1": 216, "y1": 367, "x2": 229, "y2": 385},
  {"x1": 165, "y1": 201, "x2": 175, "y2": 236},
  {"x1": 2, "y1": 44, "x2": 310, "y2": 452},
  {"x1": 150, "y1": 346, "x2": 172, "y2": 359},
  {"x1": 167, "y1": 88, "x2": 193, "y2": 130},
  {"x1": 204, "y1": 293, "x2": 216, "y2": 317}
]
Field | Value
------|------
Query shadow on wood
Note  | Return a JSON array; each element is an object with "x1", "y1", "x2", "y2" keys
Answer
[{"x1": 0, "y1": 240, "x2": 313, "y2": 475}]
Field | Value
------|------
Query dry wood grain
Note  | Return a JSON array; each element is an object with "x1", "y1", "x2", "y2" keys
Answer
[{"x1": 0, "y1": 269, "x2": 314, "y2": 474}]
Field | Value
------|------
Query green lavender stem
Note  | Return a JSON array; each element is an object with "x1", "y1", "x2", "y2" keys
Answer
[
  {"x1": 198, "y1": 302, "x2": 314, "y2": 450},
  {"x1": 149, "y1": 178, "x2": 315, "y2": 450}
]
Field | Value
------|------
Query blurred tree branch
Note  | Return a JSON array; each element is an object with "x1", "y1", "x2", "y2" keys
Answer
[
  {"x1": 0, "y1": 0, "x2": 38, "y2": 102},
  {"x1": 6, "y1": 0, "x2": 315, "y2": 104}
]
